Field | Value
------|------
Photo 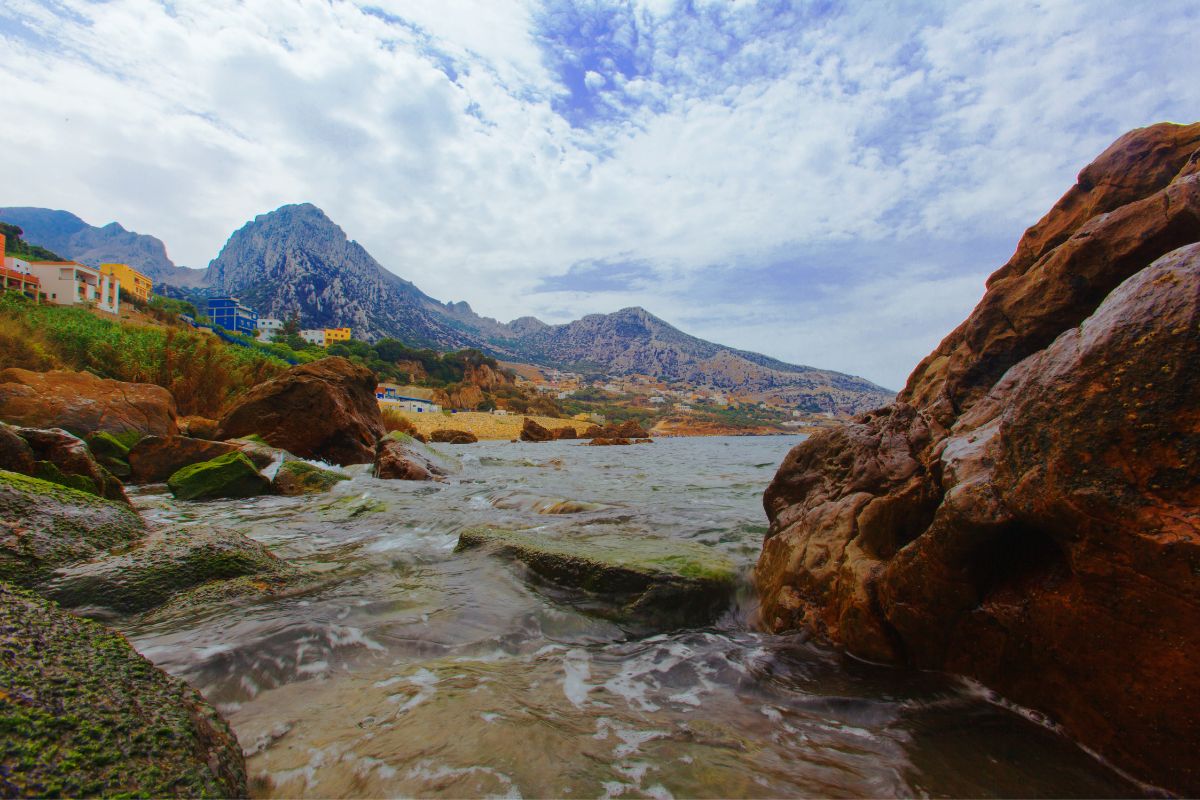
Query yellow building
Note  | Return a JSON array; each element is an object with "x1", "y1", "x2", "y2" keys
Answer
[
  {"x1": 100, "y1": 263, "x2": 152, "y2": 302},
  {"x1": 324, "y1": 327, "x2": 351, "y2": 344}
]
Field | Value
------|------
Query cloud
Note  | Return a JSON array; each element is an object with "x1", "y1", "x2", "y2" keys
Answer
[{"x1": 0, "y1": 0, "x2": 1197, "y2": 387}]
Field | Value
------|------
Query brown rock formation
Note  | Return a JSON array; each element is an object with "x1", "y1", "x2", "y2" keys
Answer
[
  {"x1": 373, "y1": 436, "x2": 434, "y2": 481},
  {"x1": 127, "y1": 436, "x2": 240, "y2": 484},
  {"x1": 551, "y1": 426, "x2": 578, "y2": 440},
  {"x1": 178, "y1": 415, "x2": 220, "y2": 440},
  {"x1": 587, "y1": 420, "x2": 651, "y2": 439},
  {"x1": 519, "y1": 418, "x2": 553, "y2": 442},
  {"x1": 217, "y1": 357, "x2": 385, "y2": 466},
  {"x1": 433, "y1": 383, "x2": 485, "y2": 410},
  {"x1": 755, "y1": 122, "x2": 1200, "y2": 794},
  {"x1": 17, "y1": 427, "x2": 129, "y2": 504},
  {"x1": 429, "y1": 429, "x2": 479, "y2": 444},
  {"x1": 0, "y1": 369, "x2": 178, "y2": 437}
]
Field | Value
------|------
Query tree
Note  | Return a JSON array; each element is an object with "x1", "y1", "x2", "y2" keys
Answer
[{"x1": 281, "y1": 313, "x2": 301, "y2": 336}]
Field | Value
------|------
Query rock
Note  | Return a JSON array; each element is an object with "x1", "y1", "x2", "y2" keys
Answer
[
  {"x1": 84, "y1": 431, "x2": 133, "y2": 478},
  {"x1": 433, "y1": 383, "x2": 485, "y2": 410},
  {"x1": 551, "y1": 426, "x2": 578, "y2": 440},
  {"x1": 46, "y1": 526, "x2": 292, "y2": 613},
  {"x1": 167, "y1": 452, "x2": 270, "y2": 501},
  {"x1": 0, "y1": 583, "x2": 247, "y2": 797},
  {"x1": 457, "y1": 527, "x2": 738, "y2": 628},
  {"x1": 374, "y1": 434, "x2": 435, "y2": 481},
  {"x1": 271, "y1": 460, "x2": 349, "y2": 495},
  {"x1": 178, "y1": 415, "x2": 220, "y2": 439},
  {"x1": 755, "y1": 122, "x2": 1200, "y2": 795},
  {"x1": 227, "y1": 435, "x2": 290, "y2": 470},
  {"x1": 519, "y1": 418, "x2": 553, "y2": 442},
  {"x1": 0, "y1": 469, "x2": 145, "y2": 588},
  {"x1": 0, "y1": 422, "x2": 36, "y2": 474},
  {"x1": 18, "y1": 427, "x2": 128, "y2": 503},
  {"x1": 585, "y1": 420, "x2": 651, "y2": 440},
  {"x1": 586, "y1": 437, "x2": 633, "y2": 446},
  {"x1": 0, "y1": 368, "x2": 178, "y2": 437},
  {"x1": 216, "y1": 357, "x2": 385, "y2": 466},
  {"x1": 127, "y1": 435, "x2": 240, "y2": 484},
  {"x1": 429, "y1": 428, "x2": 479, "y2": 444}
]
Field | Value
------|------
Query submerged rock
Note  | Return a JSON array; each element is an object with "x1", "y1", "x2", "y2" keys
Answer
[
  {"x1": 429, "y1": 428, "x2": 479, "y2": 444},
  {"x1": 217, "y1": 357, "x2": 385, "y2": 466},
  {"x1": 271, "y1": 460, "x2": 349, "y2": 495},
  {"x1": 0, "y1": 368, "x2": 178, "y2": 437},
  {"x1": 457, "y1": 527, "x2": 738, "y2": 628},
  {"x1": 373, "y1": 432, "x2": 452, "y2": 481},
  {"x1": 588, "y1": 420, "x2": 651, "y2": 440},
  {"x1": 519, "y1": 417, "x2": 553, "y2": 442},
  {"x1": 128, "y1": 435, "x2": 240, "y2": 484},
  {"x1": 755, "y1": 121, "x2": 1200, "y2": 794},
  {"x1": 0, "y1": 583, "x2": 247, "y2": 797},
  {"x1": 167, "y1": 451, "x2": 271, "y2": 501},
  {"x1": 0, "y1": 470, "x2": 145, "y2": 588},
  {"x1": 46, "y1": 526, "x2": 293, "y2": 613}
]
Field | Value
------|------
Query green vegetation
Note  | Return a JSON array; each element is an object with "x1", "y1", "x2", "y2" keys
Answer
[
  {"x1": 326, "y1": 337, "x2": 501, "y2": 386},
  {"x1": 0, "y1": 291, "x2": 287, "y2": 416},
  {"x1": 1, "y1": 222, "x2": 64, "y2": 262}
]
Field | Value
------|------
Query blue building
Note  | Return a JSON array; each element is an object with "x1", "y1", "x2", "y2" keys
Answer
[{"x1": 206, "y1": 296, "x2": 258, "y2": 335}]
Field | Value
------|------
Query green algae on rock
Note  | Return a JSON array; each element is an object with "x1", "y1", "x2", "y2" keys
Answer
[
  {"x1": 0, "y1": 583, "x2": 247, "y2": 797},
  {"x1": 271, "y1": 460, "x2": 350, "y2": 495},
  {"x1": 47, "y1": 526, "x2": 293, "y2": 613},
  {"x1": 167, "y1": 451, "x2": 270, "y2": 501},
  {"x1": 0, "y1": 469, "x2": 145, "y2": 588},
  {"x1": 84, "y1": 430, "x2": 132, "y2": 478},
  {"x1": 457, "y1": 527, "x2": 738, "y2": 627}
]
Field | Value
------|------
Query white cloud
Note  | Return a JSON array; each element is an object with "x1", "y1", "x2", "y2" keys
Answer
[{"x1": 0, "y1": 0, "x2": 1197, "y2": 386}]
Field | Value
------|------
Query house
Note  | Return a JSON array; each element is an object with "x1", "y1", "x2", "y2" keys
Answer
[
  {"x1": 100, "y1": 263, "x2": 152, "y2": 302},
  {"x1": 299, "y1": 329, "x2": 326, "y2": 347},
  {"x1": 376, "y1": 383, "x2": 442, "y2": 413},
  {"x1": 324, "y1": 327, "x2": 351, "y2": 345},
  {"x1": 257, "y1": 318, "x2": 284, "y2": 341},
  {"x1": 649, "y1": 396, "x2": 667, "y2": 405},
  {"x1": 0, "y1": 234, "x2": 45, "y2": 302},
  {"x1": 26, "y1": 259, "x2": 119, "y2": 314},
  {"x1": 207, "y1": 296, "x2": 257, "y2": 335}
]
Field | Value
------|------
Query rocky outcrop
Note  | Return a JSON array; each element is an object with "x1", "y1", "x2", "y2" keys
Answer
[
  {"x1": 587, "y1": 419, "x2": 651, "y2": 439},
  {"x1": 0, "y1": 583, "x2": 246, "y2": 797},
  {"x1": 15, "y1": 427, "x2": 128, "y2": 503},
  {"x1": 374, "y1": 433, "x2": 436, "y2": 481},
  {"x1": 128, "y1": 435, "x2": 240, "y2": 484},
  {"x1": 0, "y1": 368, "x2": 178, "y2": 437},
  {"x1": 429, "y1": 428, "x2": 479, "y2": 444},
  {"x1": 167, "y1": 452, "x2": 271, "y2": 501},
  {"x1": 217, "y1": 357, "x2": 385, "y2": 465},
  {"x1": 457, "y1": 527, "x2": 738, "y2": 629},
  {"x1": 178, "y1": 415, "x2": 219, "y2": 439},
  {"x1": 519, "y1": 417, "x2": 553, "y2": 442},
  {"x1": 551, "y1": 426, "x2": 578, "y2": 440},
  {"x1": 271, "y1": 460, "x2": 349, "y2": 495},
  {"x1": 433, "y1": 383, "x2": 485, "y2": 410},
  {"x1": 755, "y1": 122, "x2": 1200, "y2": 794}
]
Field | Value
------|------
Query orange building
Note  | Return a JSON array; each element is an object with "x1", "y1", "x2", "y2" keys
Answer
[
  {"x1": 0, "y1": 233, "x2": 45, "y2": 303},
  {"x1": 100, "y1": 262, "x2": 153, "y2": 302},
  {"x1": 324, "y1": 327, "x2": 351, "y2": 344}
]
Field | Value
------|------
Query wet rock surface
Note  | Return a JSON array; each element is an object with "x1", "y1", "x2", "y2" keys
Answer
[
  {"x1": 128, "y1": 435, "x2": 240, "y2": 484},
  {"x1": 217, "y1": 357, "x2": 385, "y2": 466},
  {"x1": 0, "y1": 368, "x2": 178, "y2": 437},
  {"x1": 374, "y1": 433, "x2": 438, "y2": 481},
  {"x1": 0, "y1": 583, "x2": 247, "y2": 798},
  {"x1": 167, "y1": 451, "x2": 271, "y2": 501},
  {"x1": 271, "y1": 460, "x2": 349, "y2": 495},
  {"x1": 755, "y1": 121, "x2": 1200, "y2": 793},
  {"x1": 16, "y1": 427, "x2": 128, "y2": 503}
]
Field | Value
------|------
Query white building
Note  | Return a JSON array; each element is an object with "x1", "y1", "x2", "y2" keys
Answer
[
  {"x1": 26, "y1": 261, "x2": 119, "y2": 314},
  {"x1": 257, "y1": 317, "x2": 284, "y2": 341},
  {"x1": 649, "y1": 396, "x2": 667, "y2": 405},
  {"x1": 300, "y1": 329, "x2": 326, "y2": 347}
]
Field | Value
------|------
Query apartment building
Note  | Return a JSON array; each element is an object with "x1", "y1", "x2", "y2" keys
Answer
[{"x1": 100, "y1": 262, "x2": 152, "y2": 302}]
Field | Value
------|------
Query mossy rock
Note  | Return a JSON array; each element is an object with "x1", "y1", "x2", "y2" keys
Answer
[
  {"x1": 167, "y1": 452, "x2": 270, "y2": 501},
  {"x1": 0, "y1": 470, "x2": 145, "y2": 588},
  {"x1": 85, "y1": 431, "x2": 132, "y2": 478},
  {"x1": 228, "y1": 436, "x2": 291, "y2": 469},
  {"x1": 33, "y1": 459, "x2": 100, "y2": 496},
  {"x1": 271, "y1": 460, "x2": 349, "y2": 496},
  {"x1": 383, "y1": 430, "x2": 461, "y2": 475},
  {"x1": 0, "y1": 582, "x2": 247, "y2": 797},
  {"x1": 47, "y1": 526, "x2": 294, "y2": 613},
  {"x1": 456, "y1": 527, "x2": 739, "y2": 628}
]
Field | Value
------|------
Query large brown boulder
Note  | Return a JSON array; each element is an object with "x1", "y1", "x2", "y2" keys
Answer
[
  {"x1": 216, "y1": 357, "x2": 384, "y2": 466},
  {"x1": 127, "y1": 435, "x2": 240, "y2": 484},
  {"x1": 551, "y1": 426, "x2": 578, "y2": 440},
  {"x1": 586, "y1": 420, "x2": 650, "y2": 439},
  {"x1": 519, "y1": 418, "x2": 553, "y2": 442},
  {"x1": 0, "y1": 369, "x2": 178, "y2": 437},
  {"x1": 755, "y1": 122, "x2": 1200, "y2": 794},
  {"x1": 374, "y1": 434, "x2": 434, "y2": 481}
]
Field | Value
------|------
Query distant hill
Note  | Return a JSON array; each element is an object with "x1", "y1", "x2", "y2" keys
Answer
[{"x1": 0, "y1": 207, "x2": 207, "y2": 286}]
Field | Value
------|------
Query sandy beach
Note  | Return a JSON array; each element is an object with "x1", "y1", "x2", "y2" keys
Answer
[{"x1": 383, "y1": 409, "x2": 592, "y2": 441}]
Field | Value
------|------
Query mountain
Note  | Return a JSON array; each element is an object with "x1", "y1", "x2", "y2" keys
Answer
[
  {"x1": 206, "y1": 203, "x2": 893, "y2": 413},
  {"x1": 0, "y1": 207, "x2": 207, "y2": 286}
]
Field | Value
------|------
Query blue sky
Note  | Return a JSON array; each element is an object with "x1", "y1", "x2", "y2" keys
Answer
[{"x1": 1, "y1": 0, "x2": 1198, "y2": 388}]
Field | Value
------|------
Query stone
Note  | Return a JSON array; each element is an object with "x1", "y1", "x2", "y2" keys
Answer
[
  {"x1": 586, "y1": 437, "x2": 633, "y2": 446},
  {"x1": 0, "y1": 422, "x2": 36, "y2": 475},
  {"x1": 754, "y1": 122, "x2": 1200, "y2": 794},
  {"x1": 551, "y1": 426, "x2": 578, "y2": 440},
  {"x1": 46, "y1": 526, "x2": 292, "y2": 614},
  {"x1": 0, "y1": 583, "x2": 247, "y2": 797},
  {"x1": 519, "y1": 417, "x2": 553, "y2": 442},
  {"x1": 0, "y1": 469, "x2": 146, "y2": 589},
  {"x1": 167, "y1": 452, "x2": 270, "y2": 501},
  {"x1": 271, "y1": 460, "x2": 349, "y2": 495},
  {"x1": 127, "y1": 435, "x2": 240, "y2": 484},
  {"x1": 374, "y1": 434, "x2": 435, "y2": 481},
  {"x1": 84, "y1": 431, "x2": 132, "y2": 478},
  {"x1": 227, "y1": 435, "x2": 289, "y2": 470},
  {"x1": 457, "y1": 527, "x2": 738, "y2": 629},
  {"x1": 18, "y1": 427, "x2": 128, "y2": 503},
  {"x1": 216, "y1": 357, "x2": 385, "y2": 466},
  {"x1": 429, "y1": 428, "x2": 479, "y2": 444},
  {"x1": 0, "y1": 368, "x2": 178, "y2": 437},
  {"x1": 178, "y1": 415, "x2": 220, "y2": 439}
]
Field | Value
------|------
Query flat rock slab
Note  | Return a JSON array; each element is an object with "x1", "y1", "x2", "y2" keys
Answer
[{"x1": 457, "y1": 527, "x2": 738, "y2": 628}]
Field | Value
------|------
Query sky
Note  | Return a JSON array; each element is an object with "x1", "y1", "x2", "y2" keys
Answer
[{"x1": 2, "y1": 0, "x2": 1198, "y2": 389}]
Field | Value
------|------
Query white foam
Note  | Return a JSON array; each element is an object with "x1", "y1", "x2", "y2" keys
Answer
[{"x1": 562, "y1": 649, "x2": 593, "y2": 708}]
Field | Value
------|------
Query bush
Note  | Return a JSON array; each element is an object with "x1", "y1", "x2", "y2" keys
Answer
[{"x1": 380, "y1": 407, "x2": 419, "y2": 436}]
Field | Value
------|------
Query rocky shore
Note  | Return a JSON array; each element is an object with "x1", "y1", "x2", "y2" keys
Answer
[{"x1": 755, "y1": 121, "x2": 1200, "y2": 794}]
